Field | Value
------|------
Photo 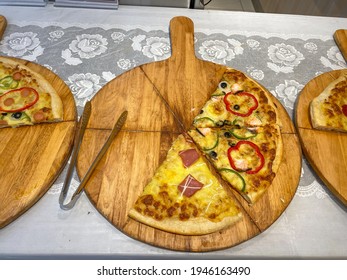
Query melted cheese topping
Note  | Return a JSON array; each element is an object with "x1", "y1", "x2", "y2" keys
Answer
[
  {"x1": 132, "y1": 134, "x2": 240, "y2": 222},
  {"x1": 193, "y1": 67, "x2": 278, "y2": 127},
  {"x1": 188, "y1": 125, "x2": 279, "y2": 199},
  {"x1": 0, "y1": 61, "x2": 55, "y2": 127}
]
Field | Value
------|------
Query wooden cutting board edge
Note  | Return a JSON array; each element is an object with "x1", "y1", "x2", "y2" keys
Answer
[
  {"x1": 295, "y1": 69, "x2": 347, "y2": 206},
  {"x1": 0, "y1": 52, "x2": 78, "y2": 228}
]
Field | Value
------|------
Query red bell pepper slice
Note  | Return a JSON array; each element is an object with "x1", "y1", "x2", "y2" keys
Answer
[
  {"x1": 227, "y1": 140, "x2": 265, "y2": 174},
  {"x1": 0, "y1": 87, "x2": 39, "y2": 112},
  {"x1": 223, "y1": 91, "x2": 258, "y2": 117}
]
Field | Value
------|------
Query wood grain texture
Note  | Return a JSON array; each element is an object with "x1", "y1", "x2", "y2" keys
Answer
[
  {"x1": 334, "y1": 29, "x2": 347, "y2": 62},
  {"x1": 296, "y1": 69, "x2": 347, "y2": 205},
  {"x1": 0, "y1": 15, "x2": 6, "y2": 39},
  {"x1": 0, "y1": 56, "x2": 77, "y2": 228},
  {"x1": 76, "y1": 16, "x2": 301, "y2": 251}
]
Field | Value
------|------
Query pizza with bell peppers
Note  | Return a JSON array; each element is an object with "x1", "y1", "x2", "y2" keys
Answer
[
  {"x1": 0, "y1": 57, "x2": 63, "y2": 128},
  {"x1": 188, "y1": 125, "x2": 282, "y2": 203},
  {"x1": 193, "y1": 67, "x2": 280, "y2": 128},
  {"x1": 188, "y1": 67, "x2": 283, "y2": 203}
]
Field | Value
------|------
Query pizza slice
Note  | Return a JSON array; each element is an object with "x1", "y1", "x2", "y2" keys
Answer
[
  {"x1": 128, "y1": 134, "x2": 242, "y2": 235},
  {"x1": 0, "y1": 57, "x2": 63, "y2": 128},
  {"x1": 310, "y1": 73, "x2": 347, "y2": 132},
  {"x1": 193, "y1": 67, "x2": 279, "y2": 128},
  {"x1": 188, "y1": 124, "x2": 283, "y2": 203}
]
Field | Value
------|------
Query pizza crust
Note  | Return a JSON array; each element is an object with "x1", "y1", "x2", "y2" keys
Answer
[
  {"x1": 310, "y1": 73, "x2": 347, "y2": 132},
  {"x1": 129, "y1": 208, "x2": 242, "y2": 236}
]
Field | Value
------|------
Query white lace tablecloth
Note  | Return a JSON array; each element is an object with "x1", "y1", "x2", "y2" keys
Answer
[{"x1": 0, "y1": 4, "x2": 347, "y2": 259}]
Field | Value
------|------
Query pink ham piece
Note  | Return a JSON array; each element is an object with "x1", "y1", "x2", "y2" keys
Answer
[
  {"x1": 178, "y1": 174, "x2": 204, "y2": 197},
  {"x1": 179, "y1": 148, "x2": 200, "y2": 168}
]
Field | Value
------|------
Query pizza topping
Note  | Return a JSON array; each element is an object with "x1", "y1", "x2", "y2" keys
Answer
[
  {"x1": 209, "y1": 151, "x2": 218, "y2": 159},
  {"x1": 4, "y1": 98, "x2": 14, "y2": 106},
  {"x1": 219, "y1": 168, "x2": 246, "y2": 192},
  {"x1": 178, "y1": 174, "x2": 204, "y2": 197},
  {"x1": 11, "y1": 112, "x2": 30, "y2": 121},
  {"x1": 179, "y1": 148, "x2": 200, "y2": 168},
  {"x1": 194, "y1": 117, "x2": 216, "y2": 127},
  {"x1": 219, "y1": 81, "x2": 228, "y2": 89},
  {"x1": 227, "y1": 140, "x2": 265, "y2": 174},
  {"x1": 224, "y1": 92, "x2": 258, "y2": 117},
  {"x1": 342, "y1": 104, "x2": 347, "y2": 117},
  {"x1": 230, "y1": 127, "x2": 258, "y2": 139},
  {"x1": 0, "y1": 76, "x2": 19, "y2": 90},
  {"x1": 0, "y1": 87, "x2": 39, "y2": 112},
  {"x1": 33, "y1": 111, "x2": 46, "y2": 122},
  {"x1": 12, "y1": 72, "x2": 22, "y2": 81},
  {"x1": 231, "y1": 83, "x2": 243, "y2": 93}
]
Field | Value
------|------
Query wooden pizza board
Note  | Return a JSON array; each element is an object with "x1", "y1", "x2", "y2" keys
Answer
[
  {"x1": 0, "y1": 16, "x2": 77, "y2": 228},
  {"x1": 76, "y1": 16, "x2": 301, "y2": 252},
  {"x1": 296, "y1": 69, "x2": 347, "y2": 206},
  {"x1": 334, "y1": 29, "x2": 347, "y2": 62}
]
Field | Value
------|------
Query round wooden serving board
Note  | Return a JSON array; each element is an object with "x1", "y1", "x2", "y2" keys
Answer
[
  {"x1": 296, "y1": 69, "x2": 347, "y2": 206},
  {"x1": 0, "y1": 56, "x2": 77, "y2": 228},
  {"x1": 76, "y1": 16, "x2": 302, "y2": 252}
]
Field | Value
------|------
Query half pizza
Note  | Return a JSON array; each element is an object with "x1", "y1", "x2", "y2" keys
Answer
[{"x1": 0, "y1": 57, "x2": 63, "y2": 128}]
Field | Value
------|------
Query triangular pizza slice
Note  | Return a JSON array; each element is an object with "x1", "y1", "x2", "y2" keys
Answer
[
  {"x1": 188, "y1": 124, "x2": 283, "y2": 203},
  {"x1": 128, "y1": 134, "x2": 242, "y2": 235},
  {"x1": 193, "y1": 67, "x2": 280, "y2": 128},
  {"x1": 310, "y1": 73, "x2": 347, "y2": 132},
  {"x1": 0, "y1": 57, "x2": 63, "y2": 128}
]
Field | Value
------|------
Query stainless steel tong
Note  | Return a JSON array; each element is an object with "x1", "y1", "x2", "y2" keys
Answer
[{"x1": 59, "y1": 101, "x2": 127, "y2": 210}]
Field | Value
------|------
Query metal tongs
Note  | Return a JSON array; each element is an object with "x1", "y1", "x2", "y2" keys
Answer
[{"x1": 59, "y1": 101, "x2": 128, "y2": 210}]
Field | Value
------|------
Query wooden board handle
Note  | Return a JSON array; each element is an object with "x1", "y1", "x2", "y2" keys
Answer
[
  {"x1": 334, "y1": 29, "x2": 347, "y2": 63},
  {"x1": 169, "y1": 16, "x2": 195, "y2": 60},
  {"x1": 0, "y1": 15, "x2": 7, "y2": 40}
]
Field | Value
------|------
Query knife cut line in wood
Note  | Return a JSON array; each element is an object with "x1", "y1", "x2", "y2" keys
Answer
[{"x1": 139, "y1": 66, "x2": 186, "y2": 133}]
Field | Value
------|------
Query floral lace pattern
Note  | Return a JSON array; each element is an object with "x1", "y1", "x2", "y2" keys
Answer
[{"x1": 0, "y1": 23, "x2": 343, "y2": 201}]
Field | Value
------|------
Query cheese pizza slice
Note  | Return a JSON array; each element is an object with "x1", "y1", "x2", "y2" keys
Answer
[
  {"x1": 310, "y1": 73, "x2": 347, "y2": 132},
  {"x1": 188, "y1": 124, "x2": 283, "y2": 203},
  {"x1": 0, "y1": 57, "x2": 63, "y2": 128},
  {"x1": 128, "y1": 134, "x2": 242, "y2": 235},
  {"x1": 193, "y1": 67, "x2": 280, "y2": 128}
]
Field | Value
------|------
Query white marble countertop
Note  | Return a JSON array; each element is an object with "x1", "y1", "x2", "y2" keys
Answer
[{"x1": 0, "y1": 4, "x2": 347, "y2": 259}]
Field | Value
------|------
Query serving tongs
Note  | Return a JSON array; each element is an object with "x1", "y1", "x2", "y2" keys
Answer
[{"x1": 59, "y1": 101, "x2": 128, "y2": 210}]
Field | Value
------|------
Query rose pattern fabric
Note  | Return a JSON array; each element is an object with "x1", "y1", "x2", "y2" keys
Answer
[
  {"x1": 246, "y1": 67, "x2": 264, "y2": 81},
  {"x1": 49, "y1": 30, "x2": 64, "y2": 41},
  {"x1": 296, "y1": 160, "x2": 328, "y2": 199},
  {"x1": 131, "y1": 35, "x2": 171, "y2": 61},
  {"x1": 247, "y1": 39, "x2": 261, "y2": 50},
  {"x1": 272, "y1": 80, "x2": 304, "y2": 110},
  {"x1": 267, "y1": 43, "x2": 304, "y2": 73},
  {"x1": 0, "y1": 32, "x2": 44, "y2": 60},
  {"x1": 304, "y1": 42, "x2": 318, "y2": 53},
  {"x1": 198, "y1": 39, "x2": 243, "y2": 64},
  {"x1": 62, "y1": 34, "x2": 108, "y2": 65},
  {"x1": 320, "y1": 46, "x2": 347, "y2": 70},
  {"x1": 66, "y1": 73, "x2": 102, "y2": 106},
  {"x1": 0, "y1": 23, "x2": 345, "y2": 203},
  {"x1": 142, "y1": 37, "x2": 171, "y2": 61}
]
